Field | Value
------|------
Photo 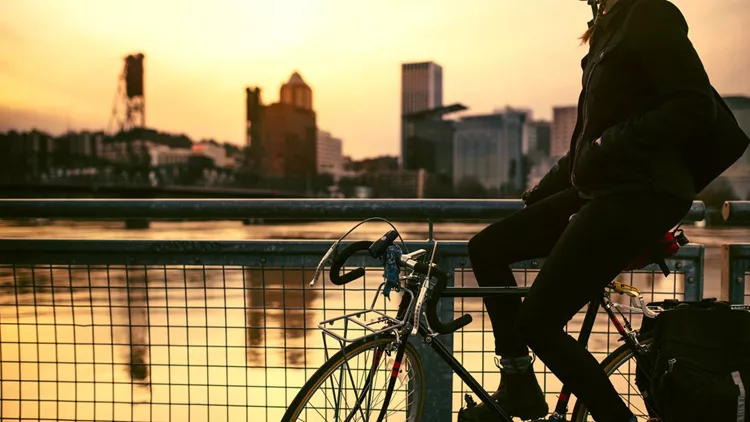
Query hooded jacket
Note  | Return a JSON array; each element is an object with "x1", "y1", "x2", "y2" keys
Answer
[{"x1": 524, "y1": 0, "x2": 749, "y2": 204}]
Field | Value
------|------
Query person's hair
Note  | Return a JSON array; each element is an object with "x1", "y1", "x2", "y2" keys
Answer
[{"x1": 580, "y1": 0, "x2": 608, "y2": 44}]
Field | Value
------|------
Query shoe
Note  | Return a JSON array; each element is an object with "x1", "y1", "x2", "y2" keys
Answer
[{"x1": 458, "y1": 355, "x2": 549, "y2": 421}]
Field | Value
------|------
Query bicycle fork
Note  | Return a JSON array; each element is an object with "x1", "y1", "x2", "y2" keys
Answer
[
  {"x1": 374, "y1": 333, "x2": 410, "y2": 422},
  {"x1": 371, "y1": 287, "x2": 421, "y2": 422}
]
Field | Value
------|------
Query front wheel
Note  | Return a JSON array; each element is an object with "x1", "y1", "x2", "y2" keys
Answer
[
  {"x1": 282, "y1": 334, "x2": 425, "y2": 422},
  {"x1": 570, "y1": 336, "x2": 656, "y2": 422}
]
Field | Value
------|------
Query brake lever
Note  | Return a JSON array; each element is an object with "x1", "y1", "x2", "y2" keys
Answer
[
  {"x1": 309, "y1": 241, "x2": 339, "y2": 287},
  {"x1": 412, "y1": 240, "x2": 438, "y2": 336},
  {"x1": 638, "y1": 296, "x2": 660, "y2": 319}
]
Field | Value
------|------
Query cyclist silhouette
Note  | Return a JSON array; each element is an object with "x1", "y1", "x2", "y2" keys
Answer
[{"x1": 460, "y1": 0, "x2": 749, "y2": 421}]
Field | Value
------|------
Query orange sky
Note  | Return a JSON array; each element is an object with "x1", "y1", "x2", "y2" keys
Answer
[{"x1": 0, "y1": 0, "x2": 748, "y2": 159}]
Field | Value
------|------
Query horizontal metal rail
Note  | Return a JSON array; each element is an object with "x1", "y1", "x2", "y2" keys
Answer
[
  {"x1": 0, "y1": 198, "x2": 707, "y2": 221},
  {"x1": 723, "y1": 200, "x2": 750, "y2": 224},
  {"x1": 0, "y1": 239, "x2": 705, "y2": 270},
  {"x1": 0, "y1": 238, "x2": 707, "y2": 305}
]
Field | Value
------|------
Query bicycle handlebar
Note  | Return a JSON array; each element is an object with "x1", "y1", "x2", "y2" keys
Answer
[
  {"x1": 329, "y1": 240, "x2": 371, "y2": 285},
  {"x1": 413, "y1": 262, "x2": 473, "y2": 335},
  {"x1": 328, "y1": 233, "x2": 473, "y2": 335}
]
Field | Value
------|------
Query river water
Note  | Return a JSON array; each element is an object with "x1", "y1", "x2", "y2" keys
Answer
[{"x1": 0, "y1": 220, "x2": 747, "y2": 421}]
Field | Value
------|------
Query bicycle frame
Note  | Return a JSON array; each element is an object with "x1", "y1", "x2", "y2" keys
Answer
[{"x1": 396, "y1": 285, "x2": 647, "y2": 421}]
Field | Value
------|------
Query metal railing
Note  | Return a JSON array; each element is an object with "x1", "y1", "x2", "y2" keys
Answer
[
  {"x1": 0, "y1": 199, "x2": 709, "y2": 421},
  {"x1": 722, "y1": 201, "x2": 750, "y2": 305},
  {"x1": 0, "y1": 197, "x2": 707, "y2": 223}
]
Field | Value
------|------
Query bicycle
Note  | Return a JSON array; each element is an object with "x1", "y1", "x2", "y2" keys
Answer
[{"x1": 281, "y1": 219, "x2": 745, "y2": 422}]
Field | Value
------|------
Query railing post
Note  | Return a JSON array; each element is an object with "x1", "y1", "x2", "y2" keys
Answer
[
  {"x1": 722, "y1": 245, "x2": 748, "y2": 305},
  {"x1": 411, "y1": 254, "x2": 459, "y2": 422},
  {"x1": 683, "y1": 246, "x2": 704, "y2": 302}
]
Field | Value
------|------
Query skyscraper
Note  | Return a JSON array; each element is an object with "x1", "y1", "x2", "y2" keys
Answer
[
  {"x1": 401, "y1": 61, "x2": 443, "y2": 169},
  {"x1": 453, "y1": 108, "x2": 527, "y2": 196},
  {"x1": 551, "y1": 106, "x2": 578, "y2": 158}
]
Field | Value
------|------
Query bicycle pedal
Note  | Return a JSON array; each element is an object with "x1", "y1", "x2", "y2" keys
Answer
[{"x1": 464, "y1": 393, "x2": 477, "y2": 408}]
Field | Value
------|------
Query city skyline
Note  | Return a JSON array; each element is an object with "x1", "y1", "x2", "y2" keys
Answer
[{"x1": 1, "y1": 0, "x2": 748, "y2": 160}]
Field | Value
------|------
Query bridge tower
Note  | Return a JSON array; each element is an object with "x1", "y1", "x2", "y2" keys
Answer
[
  {"x1": 106, "y1": 53, "x2": 150, "y2": 188},
  {"x1": 108, "y1": 53, "x2": 146, "y2": 132}
]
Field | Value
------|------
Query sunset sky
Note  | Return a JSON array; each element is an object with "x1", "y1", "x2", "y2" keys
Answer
[{"x1": 1, "y1": 0, "x2": 748, "y2": 159}]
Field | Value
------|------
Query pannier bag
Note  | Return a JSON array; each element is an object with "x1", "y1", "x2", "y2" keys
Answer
[{"x1": 648, "y1": 299, "x2": 750, "y2": 421}]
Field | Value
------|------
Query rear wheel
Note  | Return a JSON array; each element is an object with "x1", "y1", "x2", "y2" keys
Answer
[
  {"x1": 570, "y1": 336, "x2": 656, "y2": 421},
  {"x1": 282, "y1": 334, "x2": 425, "y2": 422}
]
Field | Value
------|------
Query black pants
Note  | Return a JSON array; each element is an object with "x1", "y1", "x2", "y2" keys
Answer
[{"x1": 467, "y1": 187, "x2": 692, "y2": 422}]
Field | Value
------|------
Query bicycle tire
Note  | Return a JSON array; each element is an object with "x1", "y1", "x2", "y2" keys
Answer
[
  {"x1": 282, "y1": 334, "x2": 425, "y2": 422},
  {"x1": 570, "y1": 335, "x2": 654, "y2": 422}
]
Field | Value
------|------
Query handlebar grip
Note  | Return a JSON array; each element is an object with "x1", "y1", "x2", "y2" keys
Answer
[
  {"x1": 369, "y1": 230, "x2": 399, "y2": 258},
  {"x1": 415, "y1": 262, "x2": 473, "y2": 335},
  {"x1": 329, "y1": 241, "x2": 373, "y2": 286}
]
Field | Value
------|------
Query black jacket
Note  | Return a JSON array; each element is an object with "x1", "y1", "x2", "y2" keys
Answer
[{"x1": 524, "y1": 0, "x2": 749, "y2": 204}]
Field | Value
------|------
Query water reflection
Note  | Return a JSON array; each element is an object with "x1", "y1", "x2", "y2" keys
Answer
[
  {"x1": 245, "y1": 267, "x2": 320, "y2": 367},
  {"x1": 0, "y1": 265, "x2": 52, "y2": 309},
  {"x1": 0, "y1": 263, "x2": 333, "y2": 421},
  {"x1": 122, "y1": 268, "x2": 150, "y2": 387}
]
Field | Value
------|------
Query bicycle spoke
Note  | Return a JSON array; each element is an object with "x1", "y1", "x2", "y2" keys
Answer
[
  {"x1": 319, "y1": 368, "x2": 343, "y2": 420},
  {"x1": 286, "y1": 336, "x2": 421, "y2": 422},
  {"x1": 362, "y1": 358, "x2": 415, "y2": 420},
  {"x1": 340, "y1": 358, "x2": 370, "y2": 422},
  {"x1": 611, "y1": 366, "x2": 649, "y2": 417},
  {"x1": 364, "y1": 349, "x2": 381, "y2": 421}
]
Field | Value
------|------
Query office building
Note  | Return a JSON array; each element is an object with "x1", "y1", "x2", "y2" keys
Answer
[
  {"x1": 192, "y1": 141, "x2": 229, "y2": 168},
  {"x1": 403, "y1": 104, "x2": 466, "y2": 184},
  {"x1": 245, "y1": 87, "x2": 263, "y2": 148},
  {"x1": 263, "y1": 102, "x2": 316, "y2": 178},
  {"x1": 526, "y1": 156, "x2": 558, "y2": 191},
  {"x1": 148, "y1": 144, "x2": 193, "y2": 167},
  {"x1": 245, "y1": 72, "x2": 317, "y2": 179},
  {"x1": 453, "y1": 108, "x2": 527, "y2": 196},
  {"x1": 401, "y1": 61, "x2": 443, "y2": 169},
  {"x1": 0, "y1": 130, "x2": 54, "y2": 183},
  {"x1": 525, "y1": 120, "x2": 551, "y2": 158},
  {"x1": 362, "y1": 169, "x2": 426, "y2": 198},
  {"x1": 551, "y1": 106, "x2": 578, "y2": 158},
  {"x1": 317, "y1": 130, "x2": 343, "y2": 179},
  {"x1": 281, "y1": 71, "x2": 313, "y2": 110},
  {"x1": 720, "y1": 96, "x2": 750, "y2": 198},
  {"x1": 343, "y1": 156, "x2": 399, "y2": 174},
  {"x1": 523, "y1": 119, "x2": 553, "y2": 191},
  {"x1": 725, "y1": 96, "x2": 750, "y2": 153}
]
